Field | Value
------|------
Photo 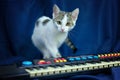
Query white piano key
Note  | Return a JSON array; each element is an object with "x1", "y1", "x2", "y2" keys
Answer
[
  {"x1": 47, "y1": 67, "x2": 56, "y2": 75},
  {"x1": 25, "y1": 68, "x2": 38, "y2": 77},
  {"x1": 86, "y1": 63, "x2": 94, "y2": 70},
  {"x1": 105, "y1": 61, "x2": 117, "y2": 67},
  {"x1": 99, "y1": 65, "x2": 104, "y2": 68},
  {"x1": 71, "y1": 65, "x2": 80, "y2": 72},
  {"x1": 34, "y1": 68, "x2": 44, "y2": 76},
  {"x1": 62, "y1": 65, "x2": 72, "y2": 72},
  {"x1": 114, "y1": 63, "x2": 118, "y2": 66},
  {"x1": 72, "y1": 68, "x2": 77, "y2": 72},
  {"x1": 63, "y1": 65, "x2": 78, "y2": 73},
  {"x1": 62, "y1": 65, "x2": 77, "y2": 73},
  {"x1": 104, "y1": 65, "x2": 108, "y2": 68},
  {"x1": 83, "y1": 67, "x2": 88, "y2": 70},
  {"x1": 92, "y1": 63, "x2": 104, "y2": 69},
  {"x1": 101, "y1": 61, "x2": 120, "y2": 68},
  {"x1": 109, "y1": 64, "x2": 113, "y2": 67},
  {"x1": 35, "y1": 68, "x2": 45, "y2": 76},
  {"x1": 70, "y1": 64, "x2": 82, "y2": 71},
  {"x1": 62, "y1": 65, "x2": 76, "y2": 73},
  {"x1": 72, "y1": 64, "x2": 89, "y2": 71},
  {"x1": 84, "y1": 63, "x2": 97, "y2": 70},
  {"x1": 61, "y1": 70, "x2": 66, "y2": 73},
  {"x1": 36, "y1": 67, "x2": 55, "y2": 76},
  {"x1": 54, "y1": 66, "x2": 63, "y2": 74},
  {"x1": 82, "y1": 64, "x2": 94, "y2": 70}
]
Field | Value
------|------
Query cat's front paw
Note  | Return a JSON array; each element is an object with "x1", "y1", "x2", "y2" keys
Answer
[
  {"x1": 43, "y1": 55, "x2": 51, "y2": 59},
  {"x1": 53, "y1": 53, "x2": 62, "y2": 58},
  {"x1": 57, "y1": 53, "x2": 62, "y2": 58},
  {"x1": 43, "y1": 56, "x2": 50, "y2": 59}
]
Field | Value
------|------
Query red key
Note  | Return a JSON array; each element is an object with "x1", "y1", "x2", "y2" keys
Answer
[{"x1": 37, "y1": 60, "x2": 46, "y2": 64}]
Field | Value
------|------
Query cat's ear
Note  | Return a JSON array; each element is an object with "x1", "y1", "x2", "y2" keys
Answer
[
  {"x1": 53, "y1": 4, "x2": 60, "y2": 18},
  {"x1": 71, "y1": 8, "x2": 79, "y2": 21}
]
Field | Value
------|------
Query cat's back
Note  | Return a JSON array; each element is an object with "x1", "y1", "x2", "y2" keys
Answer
[
  {"x1": 37, "y1": 16, "x2": 51, "y2": 23},
  {"x1": 32, "y1": 16, "x2": 54, "y2": 43},
  {"x1": 35, "y1": 16, "x2": 52, "y2": 27},
  {"x1": 33, "y1": 16, "x2": 53, "y2": 33}
]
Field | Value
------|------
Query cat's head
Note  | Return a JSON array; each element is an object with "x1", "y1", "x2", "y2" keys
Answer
[{"x1": 53, "y1": 4, "x2": 79, "y2": 32}]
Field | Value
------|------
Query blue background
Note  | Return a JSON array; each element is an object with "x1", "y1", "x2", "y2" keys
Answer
[{"x1": 0, "y1": 0, "x2": 120, "y2": 80}]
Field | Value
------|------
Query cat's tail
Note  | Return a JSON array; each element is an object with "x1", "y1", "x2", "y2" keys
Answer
[{"x1": 65, "y1": 38, "x2": 77, "y2": 53}]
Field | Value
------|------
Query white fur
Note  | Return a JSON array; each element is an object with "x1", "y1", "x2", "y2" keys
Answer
[{"x1": 32, "y1": 16, "x2": 68, "y2": 59}]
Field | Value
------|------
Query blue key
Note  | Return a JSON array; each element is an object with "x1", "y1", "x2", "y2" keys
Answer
[
  {"x1": 22, "y1": 61, "x2": 33, "y2": 66},
  {"x1": 68, "y1": 58, "x2": 75, "y2": 61},
  {"x1": 93, "y1": 56, "x2": 99, "y2": 59},
  {"x1": 87, "y1": 56, "x2": 93, "y2": 60},
  {"x1": 81, "y1": 57, "x2": 87, "y2": 60},
  {"x1": 75, "y1": 57, "x2": 81, "y2": 61}
]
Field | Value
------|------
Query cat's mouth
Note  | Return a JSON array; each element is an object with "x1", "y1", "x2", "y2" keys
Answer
[
  {"x1": 60, "y1": 29, "x2": 68, "y2": 33},
  {"x1": 57, "y1": 27, "x2": 68, "y2": 32}
]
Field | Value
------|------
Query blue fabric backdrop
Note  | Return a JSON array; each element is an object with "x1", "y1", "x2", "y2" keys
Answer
[{"x1": 0, "y1": 0, "x2": 120, "y2": 80}]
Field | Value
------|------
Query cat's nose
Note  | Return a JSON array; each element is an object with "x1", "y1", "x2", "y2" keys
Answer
[{"x1": 61, "y1": 29, "x2": 64, "y2": 32}]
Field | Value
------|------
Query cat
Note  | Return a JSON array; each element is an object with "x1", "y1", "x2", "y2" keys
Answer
[{"x1": 31, "y1": 4, "x2": 79, "y2": 59}]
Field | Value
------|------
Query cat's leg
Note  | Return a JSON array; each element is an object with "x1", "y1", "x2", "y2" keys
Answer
[
  {"x1": 46, "y1": 46, "x2": 62, "y2": 58},
  {"x1": 39, "y1": 48, "x2": 51, "y2": 59},
  {"x1": 51, "y1": 50, "x2": 62, "y2": 58},
  {"x1": 42, "y1": 50, "x2": 51, "y2": 59}
]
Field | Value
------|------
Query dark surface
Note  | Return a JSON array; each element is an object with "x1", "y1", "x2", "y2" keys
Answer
[{"x1": 0, "y1": 64, "x2": 29, "y2": 80}]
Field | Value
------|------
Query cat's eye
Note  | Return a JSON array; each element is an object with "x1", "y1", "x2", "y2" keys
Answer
[
  {"x1": 66, "y1": 22, "x2": 71, "y2": 26},
  {"x1": 56, "y1": 21, "x2": 61, "y2": 25}
]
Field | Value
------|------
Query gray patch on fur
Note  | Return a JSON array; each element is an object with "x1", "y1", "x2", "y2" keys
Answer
[
  {"x1": 35, "y1": 20, "x2": 40, "y2": 27},
  {"x1": 42, "y1": 19, "x2": 50, "y2": 25}
]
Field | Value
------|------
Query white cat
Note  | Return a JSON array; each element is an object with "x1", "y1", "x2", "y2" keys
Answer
[{"x1": 31, "y1": 4, "x2": 79, "y2": 59}]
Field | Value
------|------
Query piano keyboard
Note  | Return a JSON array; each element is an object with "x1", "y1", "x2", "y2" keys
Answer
[
  {"x1": 25, "y1": 61, "x2": 120, "y2": 77},
  {"x1": 0, "y1": 53, "x2": 120, "y2": 79}
]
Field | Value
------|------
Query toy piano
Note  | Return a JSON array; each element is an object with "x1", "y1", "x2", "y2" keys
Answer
[{"x1": 0, "y1": 53, "x2": 120, "y2": 80}]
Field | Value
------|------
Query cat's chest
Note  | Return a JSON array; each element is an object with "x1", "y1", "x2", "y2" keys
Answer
[{"x1": 54, "y1": 33, "x2": 68, "y2": 46}]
